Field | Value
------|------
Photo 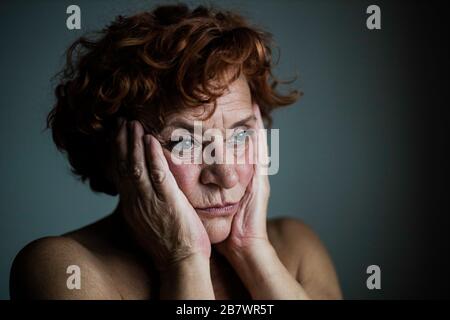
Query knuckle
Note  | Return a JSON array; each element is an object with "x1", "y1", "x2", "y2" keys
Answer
[
  {"x1": 150, "y1": 168, "x2": 166, "y2": 184},
  {"x1": 117, "y1": 160, "x2": 145, "y2": 181},
  {"x1": 133, "y1": 141, "x2": 141, "y2": 151},
  {"x1": 130, "y1": 164, "x2": 143, "y2": 180}
]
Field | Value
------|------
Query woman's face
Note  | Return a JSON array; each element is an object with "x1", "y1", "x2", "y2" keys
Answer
[{"x1": 159, "y1": 75, "x2": 256, "y2": 243}]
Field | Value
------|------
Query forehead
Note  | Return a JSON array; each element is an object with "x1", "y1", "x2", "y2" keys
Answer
[{"x1": 166, "y1": 75, "x2": 253, "y2": 128}]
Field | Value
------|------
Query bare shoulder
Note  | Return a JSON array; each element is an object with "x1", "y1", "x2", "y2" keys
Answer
[
  {"x1": 267, "y1": 217, "x2": 343, "y2": 299},
  {"x1": 10, "y1": 236, "x2": 121, "y2": 299}
]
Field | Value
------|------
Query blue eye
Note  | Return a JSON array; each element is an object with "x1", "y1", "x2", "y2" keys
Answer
[
  {"x1": 167, "y1": 136, "x2": 195, "y2": 154},
  {"x1": 232, "y1": 130, "x2": 251, "y2": 145},
  {"x1": 174, "y1": 136, "x2": 194, "y2": 150}
]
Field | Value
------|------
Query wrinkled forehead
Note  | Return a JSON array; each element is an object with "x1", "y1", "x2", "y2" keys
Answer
[{"x1": 165, "y1": 74, "x2": 254, "y2": 130}]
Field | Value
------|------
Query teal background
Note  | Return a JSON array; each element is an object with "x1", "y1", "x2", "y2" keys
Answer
[{"x1": 0, "y1": 0, "x2": 447, "y2": 299}]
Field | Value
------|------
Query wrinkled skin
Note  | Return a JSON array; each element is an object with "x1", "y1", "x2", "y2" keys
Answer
[{"x1": 113, "y1": 75, "x2": 263, "y2": 270}]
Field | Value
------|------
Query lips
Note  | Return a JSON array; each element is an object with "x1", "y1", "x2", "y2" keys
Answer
[{"x1": 195, "y1": 202, "x2": 239, "y2": 216}]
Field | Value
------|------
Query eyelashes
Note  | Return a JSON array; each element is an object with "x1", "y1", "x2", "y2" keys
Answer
[
  {"x1": 162, "y1": 136, "x2": 193, "y2": 151},
  {"x1": 230, "y1": 128, "x2": 254, "y2": 146},
  {"x1": 162, "y1": 128, "x2": 255, "y2": 155}
]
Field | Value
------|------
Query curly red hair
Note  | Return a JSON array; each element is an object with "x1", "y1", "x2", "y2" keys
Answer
[{"x1": 47, "y1": 3, "x2": 300, "y2": 196}]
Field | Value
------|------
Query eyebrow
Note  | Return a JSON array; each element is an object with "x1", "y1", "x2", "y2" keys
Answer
[{"x1": 165, "y1": 115, "x2": 257, "y2": 133}]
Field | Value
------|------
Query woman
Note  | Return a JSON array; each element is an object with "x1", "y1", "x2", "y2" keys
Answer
[{"x1": 10, "y1": 4, "x2": 342, "y2": 300}]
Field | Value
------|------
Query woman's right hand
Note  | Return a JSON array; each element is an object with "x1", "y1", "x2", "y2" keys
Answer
[{"x1": 113, "y1": 119, "x2": 211, "y2": 272}]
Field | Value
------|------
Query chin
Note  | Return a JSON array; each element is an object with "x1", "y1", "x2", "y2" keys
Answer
[{"x1": 200, "y1": 215, "x2": 233, "y2": 244}]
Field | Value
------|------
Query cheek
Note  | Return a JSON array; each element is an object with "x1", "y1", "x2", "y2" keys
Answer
[
  {"x1": 163, "y1": 151, "x2": 253, "y2": 196},
  {"x1": 163, "y1": 150, "x2": 200, "y2": 196},
  {"x1": 236, "y1": 163, "x2": 254, "y2": 188},
  {"x1": 234, "y1": 136, "x2": 257, "y2": 187}
]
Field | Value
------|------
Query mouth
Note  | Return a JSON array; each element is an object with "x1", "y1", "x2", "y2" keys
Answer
[{"x1": 194, "y1": 202, "x2": 240, "y2": 217}]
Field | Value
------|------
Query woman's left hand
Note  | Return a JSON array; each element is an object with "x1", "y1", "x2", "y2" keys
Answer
[
  {"x1": 215, "y1": 104, "x2": 271, "y2": 258},
  {"x1": 214, "y1": 105, "x2": 311, "y2": 300}
]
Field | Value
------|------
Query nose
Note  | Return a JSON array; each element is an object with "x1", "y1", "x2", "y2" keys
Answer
[
  {"x1": 199, "y1": 133, "x2": 240, "y2": 189},
  {"x1": 200, "y1": 164, "x2": 239, "y2": 189}
]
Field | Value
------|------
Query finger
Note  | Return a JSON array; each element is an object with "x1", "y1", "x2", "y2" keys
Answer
[
  {"x1": 144, "y1": 134, "x2": 181, "y2": 202},
  {"x1": 128, "y1": 121, "x2": 154, "y2": 195},
  {"x1": 114, "y1": 117, "x2": 129, "y2": 179}
]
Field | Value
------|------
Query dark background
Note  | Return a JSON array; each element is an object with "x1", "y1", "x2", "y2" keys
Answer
[{"x1": 0, "y1": 0, "x2": 448, "y2": 299}]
